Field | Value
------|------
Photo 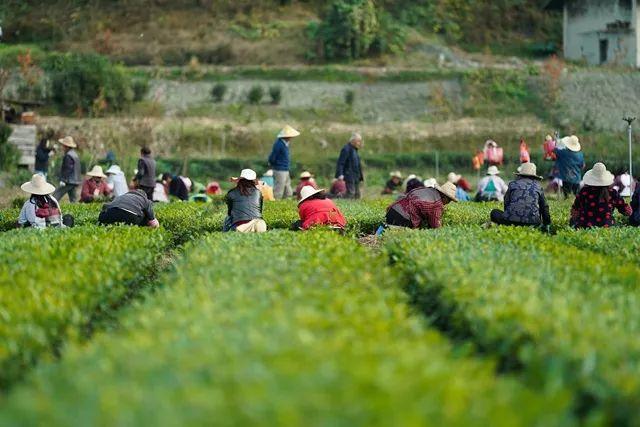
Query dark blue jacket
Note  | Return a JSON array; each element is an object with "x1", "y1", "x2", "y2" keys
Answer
[
  {"x1": 554, "y1": 148, "x2": 584, "y2": 184},
  {"x1": 631, "y1": 186, "x2": 640, "y2": 226},
  {"x1": 335, "y1": 143, "x2": 363, "y2": 181},
  {"x1": 268, "y1": 138, "x2": 290, "y2": 171}
]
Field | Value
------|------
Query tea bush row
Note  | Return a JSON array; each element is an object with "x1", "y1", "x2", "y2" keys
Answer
[
  {"x1": 384, "y1": 226, "x2": 640, "y2": 423},
  {"x1": 0, "y1": 232, "x2": 572, "y2": 426},
  {"x1": 0, "y1": 226, "x2": 170, "y2": 389}
]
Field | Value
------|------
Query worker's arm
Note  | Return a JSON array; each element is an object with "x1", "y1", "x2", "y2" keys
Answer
[
  {"x1": 80, "y1": 181, "x2": 93, "y2": 202},
  {"x1": 539, "y1": 192, "x2": 551, "y2": 225},
  {"x1": 135, "y1": 158, "x2": 145, "y2": 181}
]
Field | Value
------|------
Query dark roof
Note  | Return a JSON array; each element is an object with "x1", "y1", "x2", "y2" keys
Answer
[{"x1": 544, "y1": 0, "x2": 564, "y2": 10}]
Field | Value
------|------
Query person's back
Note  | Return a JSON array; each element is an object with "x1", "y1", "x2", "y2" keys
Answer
[
  {"x1": 388, "y1": 186, "x2": 444, "y2": 229},
  {"x1": 99, "y1": 190, "x2": 159, "y2": 227},
  {"x1": 298, "y1": 196, "x2": 346, "y2": 230},
  {"x1": 19, "y1": 195, "x2": 63, "y2": 228},
  {"x1": 555, "y1": 148, "x2": 583, "y2": 184},
  {"x1": 226, "y1": 187, "x2": 263, "y2": 224},
  {"x1": 503, "y1": 178, "x2": 545, "y2": 225},
  {"x1": 477, "y1": 175, "x2": 507, "y2": 201},
  {"x1": 61, "y1": 148, "x2": 82, "y2": 185}
]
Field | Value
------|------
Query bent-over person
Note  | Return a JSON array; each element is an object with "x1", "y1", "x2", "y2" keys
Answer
[
  {"x1": 98, "y1": 189, "x2": 160, "y2": 228},
  {"x1": 293, "y1": 186, "x2": 347, "y2": 231},
  {"x1": 386, "y1": 182, "x2": 457, "y2": 229}
]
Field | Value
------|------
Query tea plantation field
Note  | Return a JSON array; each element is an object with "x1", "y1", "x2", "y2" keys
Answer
[{"x1": 0, "y1": 199, "x2": 638, "y2": 426}]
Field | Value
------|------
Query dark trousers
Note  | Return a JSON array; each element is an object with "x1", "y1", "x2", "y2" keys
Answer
[
  {"x1": 562, "y1": 182, "x2": 580, "y2": 197},
  {"x1": 385, "y1": 208, "x2": 413, "y2": 228},
  {"x1": 490, "y1": 209, "x2": 540, "y2": 227},
  {"x1": 345, "y1": 178, "x2": 361, "y2": 199},
  {"x1": 138, "y1": 185, "x2": 155, "y2": 200},
  {"x1": 52, "y1": 184, "x2": 79, "y2": 203},
  {"x1": 98, "y1": 208, "x2": 144, "y2": 226}
]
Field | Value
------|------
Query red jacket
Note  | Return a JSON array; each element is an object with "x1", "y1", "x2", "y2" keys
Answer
[
  {"x1": 81, "y1": 179, "x2": 112, "y2": 203},
  {"x1": 298, "y1": 198, "x2": 347, "y2": 230}
]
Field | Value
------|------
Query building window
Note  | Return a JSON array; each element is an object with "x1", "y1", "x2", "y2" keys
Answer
[{"x1": 600, "y1": 39, "x2": 609, "y2": 64}]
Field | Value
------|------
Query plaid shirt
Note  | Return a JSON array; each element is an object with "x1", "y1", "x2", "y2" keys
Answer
[{"x1": 390, "y1": 187, "x2": 444, "y2": 229}]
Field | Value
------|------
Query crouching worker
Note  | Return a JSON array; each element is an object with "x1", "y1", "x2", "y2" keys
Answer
[
  {"x1": 223, "y1": 169, "x2": 267, "y2": 233},
  {"x1": 98, "y1": 189, "x2": 160, "y2": 228},
  {"x1": 385, "y1": 181, "x2": 457, "y2": 229},
  {"x1": 292, "y1": 186, "x2": 347, "y2": 231},
  {"x1": 18, "y1": 174, "x2": 74, "y2": 228},
  {"x1": 490, "y1": 162, "x2": 551, "y2": 227}
]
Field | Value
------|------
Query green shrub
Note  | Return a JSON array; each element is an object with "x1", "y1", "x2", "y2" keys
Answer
[
  {"x1": 0, "y1": 225, "x2": 170, "y2": 389},
  {"x1": 344, "y1": 88, "x2": 355, "y2": 106},
  {"x1": 268, "y1": 85, "x2": 282, "y2": 104},
  {"x1": 131, "y1": 78, "x2": 150, "y2": 102},
  {"x1": 210, "y1": 82, "x2": 227, "y2": 103},
  {"x1": 0, "y1": 123, "x2": 19, "y2": 171},
  {"x1": 385, "y1": 226, "x2": 640, "y2": 423},
  {"x1": 0, "y1": 232, "x2": 572, "y2": 424},
  {"x1": 246, "y1": 84, "x2": 264, "y2": 104},
  {"x1": 43, "y1": 53, "x2": 134, "y2": 114}
]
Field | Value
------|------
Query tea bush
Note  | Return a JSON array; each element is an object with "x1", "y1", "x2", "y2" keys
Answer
[
  {"x1": 0, "y1": 225, "x2": 170, "y2": 389},
  {"x1": 0, "y1": 232, "x2": 572, "y2": 425},
  {"x1": 384, "y1": 226, "x2": 640, "y2": 423}
]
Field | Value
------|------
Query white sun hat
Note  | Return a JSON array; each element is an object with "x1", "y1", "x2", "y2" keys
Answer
[
  {"x1": 436, "y1": 181, "x2": 458, "y2": 202},
  {"x1": 447, "y1": 172, "x2": 461, "y2": 184},
  {"x1": 106, "y1": 165, "x2": 122, "y2": 175},
  {"x1": 583, "y1": 162, "x2": 614, "y2": 187},
  {"x1": 300, "y1": 171, "x2": 312, "y2": 179},
  {"x1": 21, "y1": 174, "x2": 56, "y2": 195},
  {"x1": 86, "y1": 165, "x2": 107, "y2": 178},
  {"x1": 515, "y1": 162, "x2": 543, "y2": 180},
  {"x1": 561, "y1": 135, "x2": 581, "y2": 152},
  {"x1": 423, "y1": 178, "x2": 437, "y2": 188},
  {"x1": 389, "y1": 170, "x2": 402, "y2": 178},
  {"x1": 298, "y1": 186, "x2": 324, "y2": 205},
  {"x1": 487, "y1": 166, "x2": 500, "y2": 175},
  {"x1": 58, "y1": 136, "x2": 77, "y2": 148},
  {"x1": 240, "y1": 168, "x2": 257, "y2": 181},
  {"x1": 264, "y1": 169, "x2": 274, "y2": 177},
  {"x1": 277, "y1": 125, "x2": 300, "y2": 139}
]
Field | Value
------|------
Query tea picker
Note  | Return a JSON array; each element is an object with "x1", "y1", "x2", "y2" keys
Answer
[{"x1": 623, "y1": 116, "x2": 636, "y2": 179}]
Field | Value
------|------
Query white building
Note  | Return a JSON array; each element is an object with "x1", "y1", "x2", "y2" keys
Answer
[{"x1": 546, "y1": 0, "x2": 640, "y2": 67}]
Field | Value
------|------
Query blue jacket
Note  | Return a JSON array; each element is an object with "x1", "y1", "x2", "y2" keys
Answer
[
  {"x1": 335, "y1": 143, "x2": 363, "y2": 181},
  {"x1": 268, "y1": 138, "x2": 290, "y2": 171},
  {"x1": 554, "y1": 148, "x2": 584, "y2": 184}
]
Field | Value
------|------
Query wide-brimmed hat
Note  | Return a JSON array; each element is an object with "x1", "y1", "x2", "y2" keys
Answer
[
  {"x1": 58, "y1": 136, "x2": 77, "y2": 148},
  {"x1": 389, "y1": 170, "x2": 402, "y2": 179},
  {"x1": 21, "y1": 174, "x2": 56, "y2": 195},
  {"x1": 583, "y1": 162, "x2": 614, "y2": 187},
  {"x1": 277, "y1": 125, "x2": 300, "y2": 139},
  {"x1": 298, "y1": 186, "x2": 324, "y2": 205},
  {"x1": 487, "y1": 166, "x2": 500, "y2": 175},
  {"x1": 263, "y1": 169, "x2": 274, "y2": 177},
  {"x1": 300, "y1": 171, "x2": 312, "y2": 179},
  {"x1": 561, "y1": 135, "x2": 581, "y2": 152},
  {"x1": 545, "y1": 134, "x2": 553, "y2": 141},
  {"x1": 106, "y1": 165, "x2": 122, "y2": 175},
  {"x1": 447, "y1": 172, "x2": 461, "y2": 184},
  {"x1": 87, "y1": 165, "x2": 107, "y2": 178},
  {"x1": 239, "y1": 168, "x2": 257, "y2": 181},
  {"x1": 515, "y1": 162, "x2": 543, "y2": 180},
  {"x1": 436, "y1": 181, "x2": 458, "y2": 202}
]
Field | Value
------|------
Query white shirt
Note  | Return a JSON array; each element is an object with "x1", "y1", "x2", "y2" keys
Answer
[
  {"x1": 18, "y1": 196, "x2": 63, "y2": 229},
  {"x1": 477, "y1": 176, "x2": 509, "y2": 202},
  {"x1": 153, "y1": 182, "x2": 169, "y2": 202},
  {"x1": 107, "y1": 172, "x2": 129, "y2": 198}
]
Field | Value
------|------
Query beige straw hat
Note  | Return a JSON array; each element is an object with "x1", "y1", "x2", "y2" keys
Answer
[
  {"x1": 298, "y1": 186, "x2": 324, "y2": 205},
  {"x1": 561, "y1": 135, "x2": 581, "y2": 152},
  {"x1": 447, "y1": 172, "x2": 461, "y2": 184},
  {"x1": 21, "y1": 174, "x2": 56, "y2": 195},
  {"x1": 515, "y1": 162, "x2": 543, "y2": 180},
  {"x1": 487, "y1": 166, "x2": 500, "y2": 176},
  {"x1": 583, "y1": 162, "x2": 614, "y2": 187},
  {"x1": 423, "y1": 178, "x2": 437, "y2": 188},
  {"x1": 277, "y1": 125, "x2": 300, "y2": 139},
  {"x1": 390, "y1": 170, "x2": 402, "y2": 179},
  {"x1": 300, "y1": 171, "x2": 312, "y2": 179},
  {"x1": 436, "y1": 181, "x2": 458, "y2": 202},
  {"x1": 58, "y1": 136, "x2": 77, "y2": 148},
  {"x1": 86, "y1": 165, "x2": 107, "y2": 178},
  {"x1": 264, "y1": 169, "x2": 274, "y2": 177}
]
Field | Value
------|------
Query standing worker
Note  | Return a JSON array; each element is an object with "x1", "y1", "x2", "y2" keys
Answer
[
  {"x1": 554, "y1": 135, "x2": 584, "y2": 197},
  {"x1": 34, "y1": 129, "x2": 55, "y2": 177},
  {"x1": 134, "y1": 147, "x2": 156, "y2": 200},
  {"x1": 98, "y1": 189, "x2": 160, "y2": 228},
  {"x1": 52, "y1": 136, "x2": 82, "y2": 203},
  {"x1": 268, "y1": 125, "x2": 300, "y2": 199},
  {"x1": 335, "y1": 132, "x2": 364, "y2": 199}
]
